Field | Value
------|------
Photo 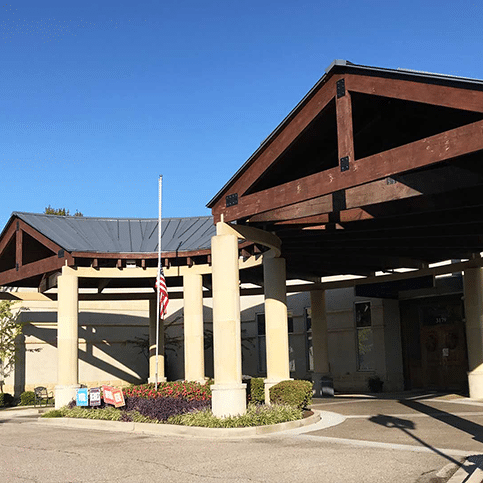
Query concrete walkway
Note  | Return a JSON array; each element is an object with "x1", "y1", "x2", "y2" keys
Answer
[{"x1": 1, "y1": 392, "x2": 483, "y2": 482}]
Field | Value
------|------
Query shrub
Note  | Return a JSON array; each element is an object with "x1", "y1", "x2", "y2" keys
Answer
[
  {"x1": 19, "y1": 391, "x2": 36, "y2": 406},
  {"x1": 0, "y1": 392, "x2": 14, "y2": 407},
  {"x1": 123, "y1": 381, "x2": 211, "y2": 401},
  {"x1": 269, "y1": 380, "x2": 313, "y2": 409},
  {"x1": 123, "y1": 396, "x2": 210, "y2": 422},
  {"x1": 250, "y1": 378, "x2": 265, "y2": 404},
  {"x1": 167, "y1": 403, "x2": 302, "y2": 428},
  {"x1": 42, "y1": 409, "x2": 65, "y2": 418}
]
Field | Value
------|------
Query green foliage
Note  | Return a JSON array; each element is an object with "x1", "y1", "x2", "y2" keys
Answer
[
  {"x1": 19, "y1": 391, "x2": 36, "y2": 406},
  {"x1": 41, "y1": 409, "x2": 65, "y2": 418},
  {"x1": 269, "y1": 380, "x2": 313, "y2": 409},
  {"x1": 44, "y1": 205, "x2": 83, "y2": 217},
  {"x1": 61, "y1": 406, "x2": 122, "y2": 421},
  {"x1": 0, "y1": 300, "x2": 24, "y2": 391},
  {"x1": 123, "y1": 381, "x2": 211, "y2": 401},
  {"x1": 0, "y1": 392, "x2": 14, "y2": 407},
  {"x1": 167, "y1": 403, "x2": 302, "y2": 428},
  {"x1": 250, "y1": 377, "x2": 265, "y2": 404}
]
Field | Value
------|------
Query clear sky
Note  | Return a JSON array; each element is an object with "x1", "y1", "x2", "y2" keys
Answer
[{"x1": 1, "y1": 0, "x2": 481, "y2": 227}]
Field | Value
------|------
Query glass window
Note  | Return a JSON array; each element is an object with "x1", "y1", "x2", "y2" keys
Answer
[{"x1": 355, "y1": 302, "x2": 374, "y2": 371}]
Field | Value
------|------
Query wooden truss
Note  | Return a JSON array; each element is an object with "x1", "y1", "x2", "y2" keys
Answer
[{"x1": 208, "y1": 63, "x2": 483, "y2": 279}]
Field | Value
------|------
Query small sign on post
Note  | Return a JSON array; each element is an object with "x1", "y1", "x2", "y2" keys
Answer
[
  {"x1": 101, "y1": 385, "x2": 125, "y2": 408},
  {"x1": 89, "y1": 387, "x2": 101, "y2": 407},
  {"x1": 76, "y1": 388, "x2": 89, "y2": 406}
]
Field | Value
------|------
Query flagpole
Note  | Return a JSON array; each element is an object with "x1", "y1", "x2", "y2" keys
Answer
[{"x1": 155, "y1": 175, "x2": 163, "y2": 390}]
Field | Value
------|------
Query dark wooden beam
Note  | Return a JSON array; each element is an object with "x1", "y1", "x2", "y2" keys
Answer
[
  {"x1": 0, "y1": 221, "x2": 17, "y2": 258},
  {"x1": 346, "y1": 73, "x2": 483, "y2": 113},
  {"x1": 18, "y1": 219, "x2": 63, "y2": 255},
  {"x1": 218, "y1": 75, "x2": 341, "y2": 201},
  {"x1": 249, "y1": 195, "x2": 332, "y2": 222},
  {"x1": 218, "y1": 119, "x2": 483, "y2": 222},
  {"x1": 0, "y1": 255, "x2": 64, "y2": 286},
  {"x1": 336, "y1": 84, "x2": 355, "y2": 167},
  {"x1": 16, "y1": 228, "x2": 22, "y2": 270}
]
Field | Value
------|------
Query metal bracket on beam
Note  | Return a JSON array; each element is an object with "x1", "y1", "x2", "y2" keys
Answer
[
  {"x1": 58, "y1": 249, "x2": 65, "y2": 258},
  {"x1": 340, "y1": 156, "x2": 350, "y2": 172},
  {"x1": 226, "y1": 193, "x2": 238, "y2": 207},
  {"x1": 336, "y1": 79, "x2": 345, "y2": 98}
]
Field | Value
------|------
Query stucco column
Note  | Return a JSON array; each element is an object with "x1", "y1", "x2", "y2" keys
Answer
[
  {"x1": 211, "y1": 229, "x2": 246, "y2": 417},
  {"x1": 148, "y1": 298, "x2": 166, "y2": 383},
  {"x1": 310, "y1": 290, "x2": 333, "y2": 397},
  {"x1": 55, "y1": 266, "x2": 80, "y2": 408},
  {"x1": 464, "y1": 267, "x2": 483, "y2": 399},
  {"x1": 263, "y1": 256, "x2": 290, "y2": 403},
  {"x1": 183, "y1": 273, "x2": 205, "y2": 383}
]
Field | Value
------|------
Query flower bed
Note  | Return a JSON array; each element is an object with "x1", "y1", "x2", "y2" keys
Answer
[{"x1": 123, "y1": 381, "x2": 212, "y2": 401}]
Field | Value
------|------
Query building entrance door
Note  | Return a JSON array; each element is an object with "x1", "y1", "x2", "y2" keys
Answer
[{"x1": 421, "y1": 324, "x2": 468, "y2": 391}]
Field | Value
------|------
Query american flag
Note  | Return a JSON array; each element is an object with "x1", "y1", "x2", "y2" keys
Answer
[{"x1": 156, "y1": 267, "x2": 169, "y2": 318}]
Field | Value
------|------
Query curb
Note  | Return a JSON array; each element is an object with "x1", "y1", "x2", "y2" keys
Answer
[
  {"x1": 36, "y1": 410, "x2": 322, "y2": 438},
  {"x1": 447, "y1": 455, "x2": 483, "y2": 483}
]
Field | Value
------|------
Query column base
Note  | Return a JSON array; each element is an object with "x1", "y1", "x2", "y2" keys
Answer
[
  {"x1": 55, "y1": 384, "x2": 80, "y2": 409},
  {"x1": 468, "y1": 371, "x2": 483, "y2": 399},
  {"x1": 211, "y1": 383, "x2": 247, "y2": 417},
  {"x1": 148, "y1": 376, "x2": 167, "y2": 384},
  {"x1": 264, "y1": 378, "x2": 292, "y2": 405},
  {"x1": 312, "y1": 373, "x2": 334, "y2": 398}
]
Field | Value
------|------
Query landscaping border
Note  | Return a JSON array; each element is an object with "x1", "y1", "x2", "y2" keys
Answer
[{"x1": 37, "y1": 409, "x2": 322, "y2": 438}]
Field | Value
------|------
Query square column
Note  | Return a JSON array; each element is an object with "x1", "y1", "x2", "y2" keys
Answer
[
  {"x1": 148, "y1": 298, "x2": 166, "y2": 383},
  {"x1": 310, "y1": 290, "x2": 333, "y2": 397},
  {"x1": 183, "y1": 273, "x2": 205, "y2": 383},
  {"x1": 263, "y1": 256, "x2": 290, "y2": 403},
  {"x1": 464, "y1": 267, "x2": 483, "y2": 398},
  {"x1": 55, "y1": 266, "x2": 80, "y2": 408},
  {"x1": 211, "y1": 230, "x2": 246, "y2": 417}
]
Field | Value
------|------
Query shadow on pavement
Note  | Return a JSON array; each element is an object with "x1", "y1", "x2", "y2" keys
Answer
[
  {"x1": 400, "y1": 398, "x2": 483, "y2": 444},
  {"x1": 369, "y1": 414, "x2": 465, "y2": 470}
]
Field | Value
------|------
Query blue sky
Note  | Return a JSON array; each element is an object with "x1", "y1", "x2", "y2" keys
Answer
[{"x1": 1, "y1": 0, "x2": 482, "y2": 226}]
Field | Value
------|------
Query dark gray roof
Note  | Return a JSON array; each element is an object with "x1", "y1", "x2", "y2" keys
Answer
[
  {"x1": 13, "y1": 212, "x2": 215, "y2": 254},
  {"x1": 207, "y1": 59, "x2": 483, "y2": 208}
]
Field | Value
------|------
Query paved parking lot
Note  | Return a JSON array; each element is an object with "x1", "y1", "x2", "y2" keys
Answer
[{"x1": 1, "y1": 393, "x2": 482, "y2": 483}]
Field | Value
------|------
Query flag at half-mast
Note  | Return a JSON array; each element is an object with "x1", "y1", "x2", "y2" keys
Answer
[{"x1": 156, "y1": 267, "x2": 169, "y2": 318}]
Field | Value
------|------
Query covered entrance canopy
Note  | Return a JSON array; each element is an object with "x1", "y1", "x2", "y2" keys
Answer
[
  {"x1": 208, "y1": 60, "x2": 483, "y2": 402},
  {"x1": 208, "y1": 60, "x2": 483, "y2": 279}
]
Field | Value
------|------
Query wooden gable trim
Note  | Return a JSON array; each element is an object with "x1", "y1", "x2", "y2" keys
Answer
[
  {"x1": 346, "y1": 74, "x2": 483, "y2": 113},
  {"x1": 220, "y1": 74, "x2": 342, "y2": 202},
  {"x1": 17, "y1": 219, "x2": 65, "y2": 256},
  {"x1": 0, "y1": 220, "x2": 17, "y2": 258},
  {"x1": 0, "y1": 255, "x2": 65, "y2": 286},
  {"x1": 216, "y1": 118, "x2": 483, "y2": 222}
]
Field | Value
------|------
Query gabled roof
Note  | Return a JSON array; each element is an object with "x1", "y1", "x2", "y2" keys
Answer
[
  {"x1": 207, "y1": 59, "x2": 483, "y2": 280},
  {"x1": 9, "y1": 212, "x2": 215, "y2": 253},
  {"x1": 207, "y1": 59, "x2": 483, "y2": 209}
]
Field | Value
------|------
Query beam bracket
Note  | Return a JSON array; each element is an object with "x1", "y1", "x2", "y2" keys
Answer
[
  {"x1": 336, "y1": 79, "x2": 345, "y2": 98},
  {"x1": 340, "y1": 156, "x2": 350, "y2": 172},
  {"x1": 226, "y1": 193, "x2": 238, "y2": 207}
]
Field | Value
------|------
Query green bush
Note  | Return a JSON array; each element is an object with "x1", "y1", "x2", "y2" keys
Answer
[
  {"x1": 250, "y1": 378, "x2": 265, "y2": 404},
  {"x1": 269, "y1": 380, "x2": 313, "y2": 409},
  {"x1": 19, "y1": 391, "x2": 36, "y2": 406},
  {"x1": 42, "y1": 409, "x2": 65, "y2": 418},
  {"x1": 167, "y1": 403, "x2": 302, "y2": 428},
  {"x1": 0, "y1": 392, "x2": 14, "y2": 407}
]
